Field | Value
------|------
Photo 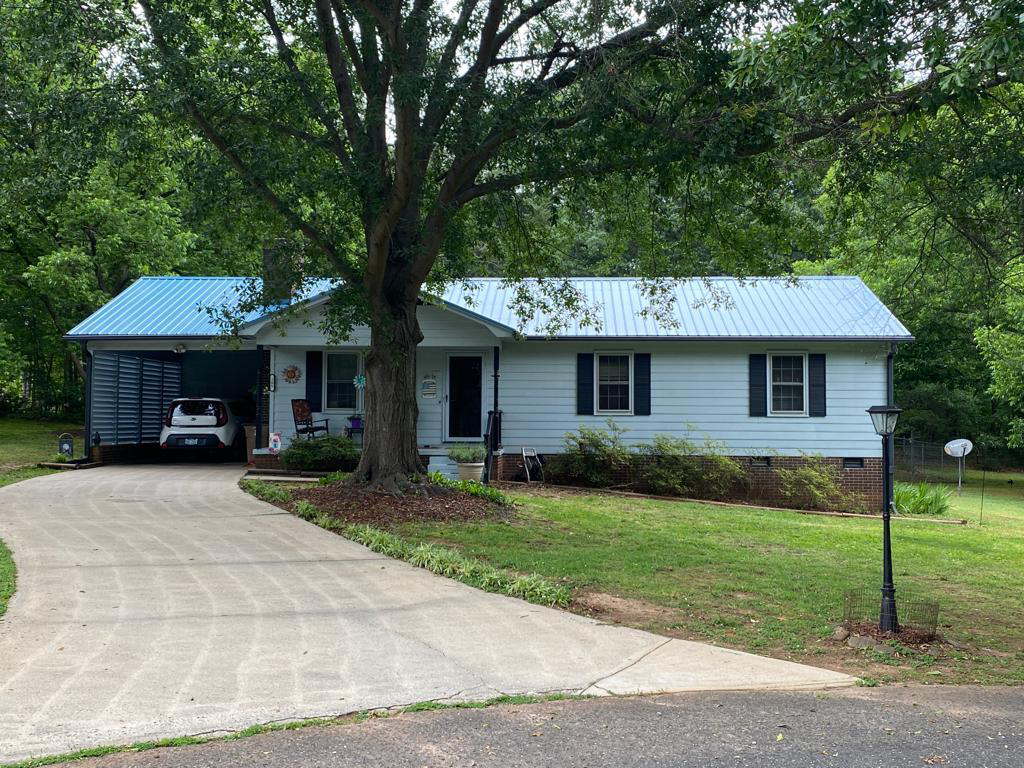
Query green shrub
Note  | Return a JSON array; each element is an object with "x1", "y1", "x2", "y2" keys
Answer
[
  {"x1": 47, "y1": 453, "x2": 69, "y2": 464},
  {"x1": 893, "y1": 482, "x2": 952, "y2": 516},
  {"x1": 550, "y1": 419, "x2": 632, "y2": 487},
  {"x1": 777, "y1": 456, "x2": 859, "y2": 512},
  {"x1": 447, "y1": 443, "x2": 487, "y2": 463},
  {"x1": 345, "y1": 524, "x2": 569, "y2": 606},
  {"x1": 426, "y1": 471, "x2": 513, "y2": 506},
  {"x1": 318, "y1": 470, "x2": 349, "y2": 486},
  {"x1": 293, "y1": 499, "x2": 321, "y2": 521},
  {"x1": 278, "y1": 435, "x2": 359, "y2": 471},
  {"x1": 635, "y1": 435, "x2": 744, "y2": 499},
  {"x1": 239, "y1": 477, "x2": 292, "y2": 503}
]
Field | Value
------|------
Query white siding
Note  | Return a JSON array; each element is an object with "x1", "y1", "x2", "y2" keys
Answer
[
  {"x1": 256, "y1": 304, "x2": 499, "y2": 347},
  {"x1": 496, "y1": 341, "x2": 888, "y2": 457},
  {"x1": 266, "y1": 330, "x2": 888, "y2": 456},
  {"x1": 269, "y1": 345, "x2": 495, "y2": 448}
]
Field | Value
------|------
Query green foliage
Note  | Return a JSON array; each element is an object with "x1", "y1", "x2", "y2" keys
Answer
[
  {"x1": 447, "y1": 443, "x2": 487, "y2": 464},
  {"x1": 318, "y1": 470, "x2": 349, "y2": 486},
  {"x1": 0, "y1": 536, "x2": 14, "y2": 619},
  {"x1": 344, "y1": 524, "x2": 570, "y2": 607},
  {"x1": 46, "y1": 454, "x2": 69, "y2": 464},
  {"x1": 635, "y1": 435, "x2": 744, "y2": 499},
  {"x1": 426, "y1": 471, "x2": 513, "y2": 506},
  {"x1": 238, "y1": 477, "x2": 292, "y2": 504},
  {"x1": 777, "y1": 456, "x2": 860, "y2": 512},
  {"x1": 278, "y1": 436, "x2": 359, "y2": 471},
  {"x1": 551, "y1": 420, "x2": 632, "y2": 488},
  {"x1": 893, "y1": 482, "x2": 952, "y2": 516},
  {"x1": 293, "y1": 499, "x2": 321, "y2": 521}
]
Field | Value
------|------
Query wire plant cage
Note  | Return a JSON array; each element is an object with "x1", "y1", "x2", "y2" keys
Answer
[{"x1": 842, "y1": 588, "x2": 940, "y2": 640}]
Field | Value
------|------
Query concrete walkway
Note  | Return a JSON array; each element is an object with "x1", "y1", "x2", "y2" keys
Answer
[{"x1": 0, "y1": 465, "x2": 854, "y2": 762}]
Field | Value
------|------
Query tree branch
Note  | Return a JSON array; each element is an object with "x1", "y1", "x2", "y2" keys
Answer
[
  {"x1": 138, "y1": 0, "x2": 359, "y2": 284},
  {"x1": 313, "y1": 0, "x2": 365, "y2": 148},
  {"x1": 258, "y1": 0, "x2": 353, "y2": 171}
]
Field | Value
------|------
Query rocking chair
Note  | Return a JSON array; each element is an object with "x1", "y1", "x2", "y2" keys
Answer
[{"x1": 291, "y1": 399, "x2": 329, "y2": 440}]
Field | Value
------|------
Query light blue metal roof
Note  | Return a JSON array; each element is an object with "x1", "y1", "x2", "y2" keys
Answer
[
  {"x1": 64, "y1": 276, "x2": 336, "y2": 339},
  {"x1": 65, "y1": 275, "x2": 912, "y2": 341},
  {"x1": 439, "y1": 277, "x2": 912, "y2": 340}
]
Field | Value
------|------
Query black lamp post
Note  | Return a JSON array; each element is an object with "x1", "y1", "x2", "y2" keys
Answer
[{"x1": 867, "y1": 404, "x2": 902, "y2": 633}]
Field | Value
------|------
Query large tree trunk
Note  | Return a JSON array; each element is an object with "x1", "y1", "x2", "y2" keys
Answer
[{"x1": 348, "y1": 293, "x2": 425, "y2": 491}]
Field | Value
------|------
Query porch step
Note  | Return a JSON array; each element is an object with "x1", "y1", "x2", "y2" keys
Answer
[{"x1": 426, "y1": 455, "x2": 459, "y2": 481}]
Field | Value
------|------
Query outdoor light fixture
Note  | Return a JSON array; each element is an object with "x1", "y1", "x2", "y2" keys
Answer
[
  {"x1": 173, "y1": 343, "x2": 187, "y2": 354},
  {"x1": 867, "y1": 404, "x2": 901, "y2": 438},
  {"x1": 867, "y1": 404, "x2": 902, "y2": 633}
]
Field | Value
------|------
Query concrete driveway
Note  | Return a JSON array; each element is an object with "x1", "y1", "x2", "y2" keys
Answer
[{"x1": 0, "y1": 465, "x2": 854, "y2": 762}]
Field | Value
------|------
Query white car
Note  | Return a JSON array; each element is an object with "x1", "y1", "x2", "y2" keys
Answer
[{"x1": 160, "y1": 397, "x2": 241, "y2": 451}]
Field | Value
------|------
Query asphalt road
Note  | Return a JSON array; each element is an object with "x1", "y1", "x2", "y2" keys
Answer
[{"x1": 51, "y1": 685, "x2": 1022, "y2": 768}]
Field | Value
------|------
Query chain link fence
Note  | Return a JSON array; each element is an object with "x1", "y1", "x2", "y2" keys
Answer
[{"x1": 893, "y1": 437, "x2": 1024, "y2": 525}]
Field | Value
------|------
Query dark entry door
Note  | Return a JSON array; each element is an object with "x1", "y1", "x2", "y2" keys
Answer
[{"x1": 447, "y1": 355, "x2": 483, "y2": 439}]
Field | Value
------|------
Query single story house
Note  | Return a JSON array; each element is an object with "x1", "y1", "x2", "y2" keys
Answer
[{"x1": 65, "y1": 275, "x2": 912, "y2": 506}]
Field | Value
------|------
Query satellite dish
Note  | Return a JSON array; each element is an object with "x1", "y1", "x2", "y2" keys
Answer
[
  {"x1": 944, "y1": 439, "x2": 973, "y2": 458},
  {"x1": 944, "y1": 439, "x2": 973, "y2": 493}
]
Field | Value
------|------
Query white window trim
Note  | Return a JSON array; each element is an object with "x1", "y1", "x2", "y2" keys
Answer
[
  {"x1": 767, "y1": 351, "x2": 808, "y2": 417},
  {"x1": 594, "y1": 351, "x2": 634, "y2": 416},
  {"x1": 323, "y1": 350, "x2": 364, "y2": 413}
]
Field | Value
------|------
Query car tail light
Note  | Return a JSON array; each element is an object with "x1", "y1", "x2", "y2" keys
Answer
[
  {"x1": 215, "y1": 403, "x2": 228, "y2": 427},
  {"x1": 165, "y1": 404, "x2": 175, "y2": 427}
]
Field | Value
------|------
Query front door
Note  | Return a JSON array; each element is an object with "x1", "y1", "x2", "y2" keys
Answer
[{"x1": 446, "y1": 354, "x2": 483, "y2": 440}]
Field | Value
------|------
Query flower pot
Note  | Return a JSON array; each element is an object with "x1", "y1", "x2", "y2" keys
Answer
[{"x1": 456, "y1": 462, "x2": 485, "y2": 482}]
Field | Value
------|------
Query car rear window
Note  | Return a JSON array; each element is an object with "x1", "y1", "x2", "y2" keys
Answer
[{"x1": 172, "y1": 401, "x2": 224, "y2": 418}]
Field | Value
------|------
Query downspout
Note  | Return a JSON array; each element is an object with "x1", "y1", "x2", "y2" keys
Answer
[
  {"x1": 80, "y1": 341, "x2": 92, "y2": 460},
  {"x1": 886, "y1": 342, "x2": 896, "y2": 504},
  {"x1": 492, "y1": 346, "x2": 500, "y2": 419}
]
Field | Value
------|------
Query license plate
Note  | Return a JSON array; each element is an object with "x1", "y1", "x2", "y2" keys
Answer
[{"x1": 184, "y1": 438, "x2": 199, "y2": 446}]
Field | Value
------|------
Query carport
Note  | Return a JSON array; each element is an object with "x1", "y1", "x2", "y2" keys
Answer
[
  {"x1": 64, "y1": 277, "x2": 271, "y2": 462},
  {"x1": 82, "y1": 348, "x2": 263, "y2": 460}
]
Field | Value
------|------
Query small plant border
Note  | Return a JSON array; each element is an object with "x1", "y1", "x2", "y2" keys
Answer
[{"x1": 290, "y1": 500, "x2": 568, "y2": 606}]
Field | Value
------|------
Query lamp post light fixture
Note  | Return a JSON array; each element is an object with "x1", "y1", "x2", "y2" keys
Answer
[{"x1": 867, "y1": 404, "x2": 902, "y2": 633}]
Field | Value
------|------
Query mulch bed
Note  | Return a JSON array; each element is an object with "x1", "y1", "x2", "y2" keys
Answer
[
  {"x1": 846, "y1": 621, "x2": 937, "y2": 647},
  {"x1": 289, "y1": 482, "x2": 511, "y2": 526}
]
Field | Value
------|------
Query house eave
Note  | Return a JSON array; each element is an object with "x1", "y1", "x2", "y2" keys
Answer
[{"x1": 520, "y1": 334, "x2": 915, "y2": 342}]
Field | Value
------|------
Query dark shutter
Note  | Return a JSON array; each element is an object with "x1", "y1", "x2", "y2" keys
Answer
[
  {"x1": 749, "y1": 354, "x2": 767, "y2": 417},
  {"x1": 305, "y1": 350, "x2": 323, "y2": 411},
  {"x1": 634, "y1": 353, "x2": 651, "y2": 415},
  {"x1": 808, "y1": 353, "x2": 826, "y2": 417},
  {"x1": 576, "y1": 353, "x2": 594, "y2": 415}
]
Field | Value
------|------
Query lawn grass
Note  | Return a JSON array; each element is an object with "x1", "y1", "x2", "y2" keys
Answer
[
  {"x1": 393, "y1": 477, "x2": 1024, "y2": 685},
  {"x1": 0, "y1": 537, "x2": 13, "y2": 619},
  {"x1": 0, "y1": 417, "x2": 82, "y2": 487}
]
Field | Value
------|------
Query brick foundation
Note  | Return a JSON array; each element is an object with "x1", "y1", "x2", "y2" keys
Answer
[
  {"x1": 252, "y1": 453, "x2": 283, "y2": 470},
  {"x1": 493, "y1": 452, "x2": 882, "y2": 512}
]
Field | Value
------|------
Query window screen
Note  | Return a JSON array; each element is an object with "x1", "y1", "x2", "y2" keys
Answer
[
  {"x1": 326, "y1": 353, "x2": 358, "y2": 409},
  {"x1": 771, "y1": 355, "x2": 805, "y2": 413},
  {"x1": 597, "y1": 354, "x2": 631, "y2": 412}
]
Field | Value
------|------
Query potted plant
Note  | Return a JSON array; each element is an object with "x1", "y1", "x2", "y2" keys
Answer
[{"x1": 448, "y1": 442, "x2": 487, "y2": 482}]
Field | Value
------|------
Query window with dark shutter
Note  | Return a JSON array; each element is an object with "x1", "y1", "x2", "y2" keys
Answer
[
  {"x1": 305, "y1": 350, "x2": 323, "y2": 411},
  {"x1": 576, "y1": 353, "x2": 594, "y2": 415},
  {"x1": 634, "y1": 353, "x2": 651, "y2": 415},
  {"x1": 808, "y1": 354, "x2": 826, "y2": 417},
  {"x1": 749, "y1": 354, "x2": 767, "y2": 417}
]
